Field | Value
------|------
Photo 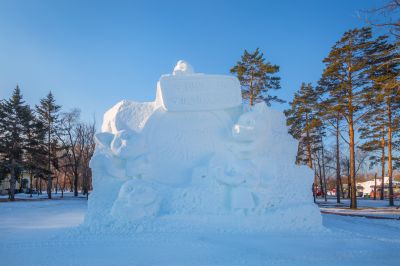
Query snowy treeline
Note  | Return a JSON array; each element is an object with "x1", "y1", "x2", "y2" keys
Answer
[{"x1": 0, "y1": 87, "x2": 95, "y2": 200}]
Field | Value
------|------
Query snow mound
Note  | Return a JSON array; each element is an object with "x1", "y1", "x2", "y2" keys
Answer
[{"x1": 87, "y1": 61, "x2": 323, "y2": 232}]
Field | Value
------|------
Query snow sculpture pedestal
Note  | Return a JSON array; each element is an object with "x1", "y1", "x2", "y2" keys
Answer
[{"x1": 86, "y1": 61, "x2": 323, "y2": 232}]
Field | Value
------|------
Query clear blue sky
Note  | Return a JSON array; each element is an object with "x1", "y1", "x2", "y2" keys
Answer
[{"x1": 0, "y1": 0, "x2": 384, "y2": 127}]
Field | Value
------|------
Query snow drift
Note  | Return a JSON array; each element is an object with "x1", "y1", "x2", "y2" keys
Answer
[{"x1": 86, "y1": 60, "x2": 323, "y2": 232}]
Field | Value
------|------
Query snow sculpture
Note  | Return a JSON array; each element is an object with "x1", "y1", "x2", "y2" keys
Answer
[{"x1": 86, "y1": 61, "x2": 323, "y2": 231}]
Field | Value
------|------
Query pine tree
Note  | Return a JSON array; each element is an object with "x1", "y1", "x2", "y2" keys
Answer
[
  {"x1": 285, "y1": 83, "x2": 329, "y2": 197},
  {"x1": 312, "y1": 127, "x2": 328, "y2": 202},
  {"x1": 321, "y1": 27, "x2": 376, "y2": 209},
  {"x1": 0, "y1": 100, "x2": 7, "y2": 184},
  {"x1": 36, "y1": 92, "x2": 61, "y2": 199},
  {"x1": 24, "y1": 107, "x2": 47, "y2": 197},
  {"x1": 317, "y1": 78, "x2": 346, "y2": 203},
  {"x1": 0, "y1": 86, "x2": 31, "y2": 200},
  {"x1": 230, "y1": 48, "x2": 283, "y2": 107},
  {"x1": 359, "y1": 93, "x2": 387, "y2": 200},
  {"x1": 367, "y1": 35, "x2": 400, "y2": 206},
  {"x1": 285, "y1": 83, "x2": 320, "y2": 168}
]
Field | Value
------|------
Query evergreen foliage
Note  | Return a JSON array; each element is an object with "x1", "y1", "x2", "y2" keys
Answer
[
  {"x1": 35, "y1": 92, "x2": 61, "y2": 199},
  {"x1": 320, "y1": 27, "x2": 376, "y2": 209},
  {"x1": 284, "y1": 83, "x2": 321, "y2": 168},
  {"x1": 0, "y1": 86, "x2": 31, "y2": 200},
  {"x1": 230, "y1": 48, "x2": 283, "y2": 107}
]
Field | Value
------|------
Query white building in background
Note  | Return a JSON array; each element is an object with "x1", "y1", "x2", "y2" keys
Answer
[{"x1": 357, "y1": 176, "x2": 400, "y2": 197}]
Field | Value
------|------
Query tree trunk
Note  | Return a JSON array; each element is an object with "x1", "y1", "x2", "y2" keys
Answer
[
  {"x1": 380, "y1": 132, "x2": 385, "y2": 200},
  {"x1": 339, "y1": 178, "x2": 344, "y2": 199},
  {"x1": 349, "y1": 115, "x2": 357, "y2": 209},
  {"x1": 321, "y1": 142, "x2": 327, "y2": 202},
  {"x1": 35, "y1": 177, "x2": 38, "y2": 195},
  {"x1": 387, "y1": 97, "x2": 394, "y2": 206},
  {"x1": 47, "y1": 173, "x2": 52, "y2": 199},
  {"x1": 305, "y1": 113, "x2": 313, "y2": 169},
  {"x1": 74, "y1": 171, "x2": 79, "y2": 197},
  {"x1": 347, "y1": 175, "x2": 351, "y2": 199},
  {"x1": 61, "y1": 169, "x2": 66, "y2": 198},
  {"x1": 47, "y1": 121, "x2": 52, "y2": 199},
  {"x1": 81, "y1": 173, "x2": 85, "y2": 195},
  {"x1": 9, "y1": 159, "x2": 16, "y2": 201},
  {"x1": 249, "y1": 70, "x2": 254, "y2": 107},
  {"x1": 29, "y1": 171, "x2": 33, "y2": 198},
  {"x1": 82, "y1": 168, "x2": 89, "y2": 196},
  {"x1": 317, "y1": 154, "x2": 324, "y2": 198},
  {"x1": 19, "y1": 174, "x2": 23, "y2": 191},
  {"x1": 346, "y1": 41, "x2": 357, "y2": 209},
  {"x1": 373, "y1": 173, "x2": 377, "y2": 200},
  {"x1": 55, "y1": 173, "x2": 59, "y2": 194},
  {"x1": 335, "y1": 117, "x2": 341, "y2": 203},
  {"x1": 68, "y1": 175, "x2": 73, "y2": 192}
]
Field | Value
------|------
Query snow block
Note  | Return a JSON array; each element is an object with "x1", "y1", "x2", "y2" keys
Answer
[{"x1": 158, "y1": 74, "x2": 242, "y2": 111}]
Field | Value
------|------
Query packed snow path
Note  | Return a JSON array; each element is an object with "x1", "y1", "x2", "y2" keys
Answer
[
  {"x1": 1, "y1": 198, "x2": 399, "y2": 266},
  {"x1": 318, "y1": 198, "x2": 400, "y2": 220}
]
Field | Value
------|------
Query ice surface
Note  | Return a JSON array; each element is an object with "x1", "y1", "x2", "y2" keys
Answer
[
  {"x1": 2, "y1": 198, "x2": 400, "y2": 266},
  {"x1": 87, "y1": 61, "x2": 323, "y2": 232}
]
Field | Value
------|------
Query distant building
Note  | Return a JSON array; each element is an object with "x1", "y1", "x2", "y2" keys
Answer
[
  {"x1": 357, "y1": 177, "x2": 400, "y2": 198},
  {"x1": 0, "y1": 172, "x2": 31, "y2": 195}
]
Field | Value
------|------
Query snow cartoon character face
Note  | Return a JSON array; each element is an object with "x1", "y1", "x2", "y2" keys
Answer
[
  {"x1": 110, "y1": 179, "x2": 161, "y2": 221},
  {"x1": 230, "y1": 102, "x2": 269, "y2": 159},
  {"x1": 110, "y1": 130, "x2": 145, "y2": 159}
]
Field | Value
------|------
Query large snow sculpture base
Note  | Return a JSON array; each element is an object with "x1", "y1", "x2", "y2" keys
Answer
[{"x1": 86, "y1": 61, "x2": 323, "y2": 232}]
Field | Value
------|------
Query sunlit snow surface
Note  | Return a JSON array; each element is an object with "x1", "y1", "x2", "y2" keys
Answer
[
  {"x1": 86, "y1": 61, "x2": 322, "y2": 232},
  {"x1": 1, "y1": 197, "x2": 399, "y2": 266}
]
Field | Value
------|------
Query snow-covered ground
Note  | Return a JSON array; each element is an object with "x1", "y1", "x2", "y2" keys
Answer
[{"x1": 1, "y1": 197, "x2": 400, "y2": 266}]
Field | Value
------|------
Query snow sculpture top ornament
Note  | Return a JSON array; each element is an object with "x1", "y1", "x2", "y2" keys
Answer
[
  {"x1": 172, "y1": 60, "x2": 194, "y2": 75},
  {"x1": 86, "y1": 61, "x2": 323, "y2": 232}
]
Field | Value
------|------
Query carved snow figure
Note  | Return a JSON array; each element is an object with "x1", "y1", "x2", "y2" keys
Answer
[
  {"x1": 172, "y1": 60, "x2": 194, "y2": 75},
  {"x1": 86, "y1": 61, "x2": 323, "y2": 231},
  {"x1": 111, "y1": 179, "x2": 160, "y2": 221}
]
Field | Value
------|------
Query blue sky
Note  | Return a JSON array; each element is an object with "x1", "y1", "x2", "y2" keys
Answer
[{"x1": 0, "y1": 0, "x2": 384, "y2": 126}]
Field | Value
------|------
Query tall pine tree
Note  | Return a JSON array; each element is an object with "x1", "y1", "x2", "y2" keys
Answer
[
  {"x1": 36, "y1": 92, "x2": 61, "y2": 199},
  {"x1": 24, "y1": 106, "x2": 47, "y2": 197},
  {"x1": 367, "y1": 35, "x2": 400, "y2": 206},
  {"x1": 285, "y1": 83, "x2": 329, "y2": 197},
  {"x1": 321, "y1": 27, "x2": 375, "y2": 209},
  {"x1": 359, "y1": 92, "x2": 387, "y2": 200},
  {"x1": 0, "y1": 86, "x2": 31, "y2": 200},
  {"x1": 317, "y1": 77, "x2": 346, "y2": 203},
  {"x1": 230, "y1": 48, "x2": 283, "y2": 107},
  {"x1": 285, "y1": 83, "x2": 321, "y2": 168}
]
